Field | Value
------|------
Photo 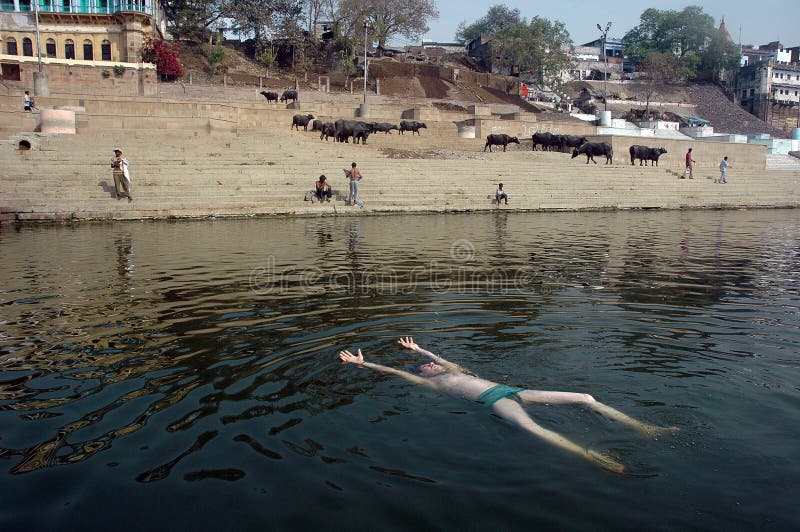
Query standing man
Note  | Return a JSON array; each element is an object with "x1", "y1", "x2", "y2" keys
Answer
[
  {"x1": 346, "y1": 161, "x2": 364, "y2": 208},
  {"x1": 682, "y1": 148, "x2": 695, "y2": 179},
  {"x1": 718, "y1": 156, "x2": 729, "y2": 184},
  {"x1": 110, "y1": 148, "x2": 133, "y2": 202}
]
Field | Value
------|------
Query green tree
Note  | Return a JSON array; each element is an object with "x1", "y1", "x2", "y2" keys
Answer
[
  {"x1": 623, "y1": 5, "x2": 715, "y2": 78},
  {"x1": 698, "y1": 28, "x2": 741, "y2": 82},
  {"x1": 455, "y1": 4, "x2": 522, "y2": 44},
  {"x1": 491, "y1": 17, "x2": 572, "y2": 86},
  {"x1": 334, "y1": 0, "x2": 438, "y2": 54}
]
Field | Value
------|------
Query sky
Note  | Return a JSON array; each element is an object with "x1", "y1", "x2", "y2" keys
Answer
[{"x1": 404, "y1": 0, "x2": 799, "y2": 48}]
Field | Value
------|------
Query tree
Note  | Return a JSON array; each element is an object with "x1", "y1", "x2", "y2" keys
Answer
[
  {"x1": 490, "y1": 17, "x2": 572, "y2": 86},
  {"x1": 335, "y1": 0, "x2": 438, "y2": 54},
  {"x1": 455, "y1": 4, "x2": 522, "y2": 44},
  {"x1": 698, "y1": 28, "x2": 741, "y2": 82},
  {"x1": 639, "y1": 52, "x2": 682, "y2": 118},
  {"x1": 141, "y1": 37, "x2": 184, "y2": 80},
  {"x1": 623, "y1": 5, "x2": 715, "y2": 78}
]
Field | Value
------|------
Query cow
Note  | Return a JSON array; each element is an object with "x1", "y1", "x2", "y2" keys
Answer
[
  {"x1": 372, "y1": 122, "x2": 399, "y2": 134},
  {"x1": 260, "y1": 91, "x2": 278, "y2": 103},
  {"x1": 334, "y1": 120, "x2": 375, "y2": 143},
  {"x1": 484, "y1": 134, "x2": 520, "y2": 152},
  {"x1": 629, "y1": 145, "x2": 668, "y2": 166},
  {"x1": 280, "y1": 90, "x2": 298, "y2": 103},
  {"x1": 291, "y1": 113, "x2": 315, "y2": 131},
  {"x1": 571, "y1": 142, "x2": 613, "y2": 164},
  {"x1": 311, "y1": 119, "x2": 324, "y2": 132},
  {"x1": 320, "y1": 122, "x2": 336, "y2": 141},
  {"x1": 399, "y1": 120, "x2": 427, "y2": 135},
  {"x1": 532, "y1": 132, "x2": 555, "y2": 151}
]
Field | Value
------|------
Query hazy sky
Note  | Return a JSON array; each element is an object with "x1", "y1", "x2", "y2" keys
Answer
[{"x1": 408, "y1": 0, "x2": 799, "y2": 48}]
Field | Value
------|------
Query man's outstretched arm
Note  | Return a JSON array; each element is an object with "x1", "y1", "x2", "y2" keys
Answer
[
  {"x1": 397, "y1": 337, "x2": 462, "y2": 372},
  {"x1": 339, "y1": 349, "x2": 429, "y2": 386}
]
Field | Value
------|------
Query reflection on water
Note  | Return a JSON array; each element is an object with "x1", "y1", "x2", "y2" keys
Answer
[{"x1": 1, "y1": 210, "x2": 799, "y2": 529}]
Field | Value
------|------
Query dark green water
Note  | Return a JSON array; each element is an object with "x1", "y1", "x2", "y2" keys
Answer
[{"x1": 1, "y1": 210, "x2": 798, "y2": 530}]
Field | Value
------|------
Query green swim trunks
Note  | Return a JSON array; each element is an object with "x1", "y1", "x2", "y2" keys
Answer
[{"x1": 476, "y1": 384, "x2": 526, "y2": 406}]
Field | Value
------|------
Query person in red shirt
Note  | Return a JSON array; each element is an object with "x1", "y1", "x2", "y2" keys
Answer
[{"x1": 682, "y1": 148, "x2": 695, "y2": 179}]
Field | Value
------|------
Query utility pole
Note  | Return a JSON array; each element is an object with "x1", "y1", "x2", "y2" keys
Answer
[
  {"x1": 363, "y1": 21, "x2": 368, "y2": 104},
  {"x1": 597, "y1": 22, "x2": 612, "y2": 111},
  {"x1": 34, "y1": 0, "x2": 43, "y2": 73}
]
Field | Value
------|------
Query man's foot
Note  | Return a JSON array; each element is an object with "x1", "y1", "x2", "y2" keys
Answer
[
  {"x1": 128, "y1": 196, "x2": 133, "y2": 202},
  {"x1": 587, "y1": 449, "x2": 625, "y2": 474},
  {"x1": 642, "y1": 425, "x2": 681, "y2": 438}
]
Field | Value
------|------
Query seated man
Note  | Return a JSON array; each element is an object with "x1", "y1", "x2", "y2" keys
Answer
[
  {"x1": 340, "y1": 337, "x2": 678, "y2": 473},
  {"x1": 496, "y1": 182, "x2": 508, "y2": 205},
  {"x1": 315, "y1": 174, "x2": 332, "y2": 202}
]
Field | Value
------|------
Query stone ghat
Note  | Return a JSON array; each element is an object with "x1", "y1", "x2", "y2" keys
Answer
[{"x1": 1, "y1": 94, "x2": 799, "y2": 222}]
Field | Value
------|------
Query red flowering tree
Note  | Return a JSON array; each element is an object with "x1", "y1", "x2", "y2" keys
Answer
[{"x1": 141, "y1": 37, "x2": 184, "y2": 80}]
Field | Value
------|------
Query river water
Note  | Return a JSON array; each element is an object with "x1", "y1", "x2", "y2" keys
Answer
[{"x1": 1, "y1": 210, "x2": 799, "y2": 530}]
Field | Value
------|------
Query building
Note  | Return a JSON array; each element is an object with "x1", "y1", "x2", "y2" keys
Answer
[
  {"x1": 1, "y1": 0, "x2": 165, "y2": 93},
  {"x1": 735, "y1": 59, "x2": 800, "y2": 129},
  {"x1": 421, "y1": 41, "x2": 465, "y2": 55},
  {"x1": 741, "y1": 42, "x2": 793, "y2": 67}
]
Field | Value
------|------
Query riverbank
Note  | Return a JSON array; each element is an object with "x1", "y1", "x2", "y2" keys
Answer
[{"x1": 2, "y1": 91, "x2": 799, "y2": 223}]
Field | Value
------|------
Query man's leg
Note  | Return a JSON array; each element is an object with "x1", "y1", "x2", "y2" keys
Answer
[
  {"x1": 516, "y1": 390, "x2": 677, "y2": 437},
  {"x1": 490, "y1": 398, "x2": 624, "y2": 473}
]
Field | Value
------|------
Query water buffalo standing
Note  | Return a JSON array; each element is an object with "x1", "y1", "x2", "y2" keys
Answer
[
  {"x1": 320, "y1": 122, "x2": 336, "y2": 141},
  {"x1": 372, "y1": 122, "x2": 399, "y2": 134},
  {"x1": 399, "y1": 120, "x2": 427, "y2": 135},
  {"x1": 280, "y1": 90, "x2": 298, "y2": 103},
  {"x1": 558, "y1": 135, "x2": 589, "y2": 153},
  {"x1": 311, "y1": 119, "x2": 324, "y2": 132},
  {"x1": 353, "y1": 124, "x2": 372, "y2": 145},
  {"x1": 629, "y1": 145, "x2": 668, "y2": 166},
  {"x1": 532, "y1": 132, "x2": 555, "y2": 151},
  {"x1": 291, "y1": 113, "x2": 315, "y2": 131},
  {"x1": 260, "y1": 91, "x2": 278, "y2": 103},
  {"x1": 484, "y1": 134, "x2": 520, "y2": 152},
  {"x1": 572, "y1": 142, "x2": 613, "y2": 164}
]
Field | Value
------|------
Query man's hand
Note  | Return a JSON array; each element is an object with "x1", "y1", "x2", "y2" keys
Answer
[
  {"x1": 397, "y1": 337, "x2": 419, "y2": 351},
  {"x1": 339, "y1": 349, "x2": 364, "y2": 365}
]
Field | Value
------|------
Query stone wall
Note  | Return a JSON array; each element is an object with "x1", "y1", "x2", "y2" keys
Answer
[{"x1": 0, "y1": 55, "x2": 157, "y2": 96}]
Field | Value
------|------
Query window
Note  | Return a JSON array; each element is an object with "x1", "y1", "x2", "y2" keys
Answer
[
  {"x1": 46, "y1": 38, "x2": 56, "y2": 58},
  {"x1": 83, "y1": 40, "x2": 93, "y2": 60},
  {"x1": 22, "y1": 37, "x2": 33, "y2": 56},
  {"x1": 101, "y1": 40, "x2": 111, "y2": 61},
  {"x1": 6, "y1": 37, "x2": 17, "y2": 55},
  {"x1": 65, "y1": 39, "x2": 75, "y2": 59}
]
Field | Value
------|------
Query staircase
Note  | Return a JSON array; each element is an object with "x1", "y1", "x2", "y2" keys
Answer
[{"x1": 2, "y1": 98, "x2": 799, "y2": 222}]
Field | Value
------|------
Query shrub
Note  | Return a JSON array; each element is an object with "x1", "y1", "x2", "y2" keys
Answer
[
  {"x1": 141, "y1": 37, "x2": 183, "y2": 80},
  {"x1": 101, "y1": 70, "x2": 111, "y2": 78},
  {"x1": 113, "y1": 64, "x2": 126, "y2": 76}
]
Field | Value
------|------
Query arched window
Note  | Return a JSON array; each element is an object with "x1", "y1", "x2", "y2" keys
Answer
[
  {"x1": 6, "y1": 38, "x2": 17, "y2": 56},
  {"x1": 46, "y1": 38, "x2": 57, "y2": 58},
  {"x1": 22, "y1": 37, "x2": 33, "y2": 56},
  {"x1": 83, "y1": 39, "x2": 93, "y2": 60},
  {"x1": 101, "y1": 40, "x2": 112, "y2": 61},
  {"x1": 65, "y1": 39, "x2": 75, "y2": 59}
]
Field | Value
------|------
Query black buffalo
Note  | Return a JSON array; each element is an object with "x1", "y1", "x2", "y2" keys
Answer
[
  {"x1": 372, "y1": 122, "x2": 399, "y2": 134},
  {"x1": 629, "y1": 145, "x2": 668, "y2": 166},
  {"x1": 320, "y1": 122, "x2": 336, "y2": 141},
  {"x1": 399, "y1": 120, "x2": 427, "y2": 135},
  {"x1": 259, "y1": 91, "x2": 278, "y2": 103},
  {"x1": 333, "y1": 119, "x2": 375, "y2": 143},
  {"x1": 572, "y1": 142, "x2": 613, "y2": 164},
  {"x1": 353, "y1": 124, "x2": 372, "y2": 145},
  {"x1": 291, "y1": 113, "x2": 315, "y2": 131},
  {"x1": 280, "y1": 90, "x2": 298, "y2": 103},
  {"x1": 558, "y1": 135, "x2": 589, "y2": 153},
  {"x1": 484, "y1": 134, "x2": 520, "y2": 152},
  {"x1": 311, "y1": 119, "x2": 324, "y2": 132},
  {"x1": 532, "y1": 132, "x2": 556, "y2": 151}
]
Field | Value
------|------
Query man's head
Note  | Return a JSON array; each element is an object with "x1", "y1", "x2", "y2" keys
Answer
[
  {"x1": 113, "y1": 148, "x2": 122, "y2": 155},
  {"x1": 724, "y1": 156, "x2": 728, "y2": 161},
  {"x1": 319, "y1": 174, "x2": 326, "y2": 182},
  {"x1": 418, "y1": 361, "x2": 446, "y2": 378},
  {"x1": 25, "y1": 91, "x2": 30, "y2": 95},
  {"x1": 498, "y1": 183, "x2": 503, "y2": 189},
  {"x1": 351, "y1": 162, "x2": 357, "y2": 168}
]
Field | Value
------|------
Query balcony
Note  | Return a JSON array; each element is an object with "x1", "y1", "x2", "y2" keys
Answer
[{"x1": 0, "y1": 0, "x2": 153, "y2": 15}]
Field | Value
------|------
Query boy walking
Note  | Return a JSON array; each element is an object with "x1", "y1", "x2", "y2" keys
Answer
[
  {"x1": 718, "y1": 156, "x2": 729, "y2": 184},
  {"x1": 682, "y1": 148, "x2": 695, "y2": 179}
]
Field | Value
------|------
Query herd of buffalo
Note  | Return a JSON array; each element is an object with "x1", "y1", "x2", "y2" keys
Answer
[{"x1": 273, "y1": 92, "x2": 668, "y2": 165}]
